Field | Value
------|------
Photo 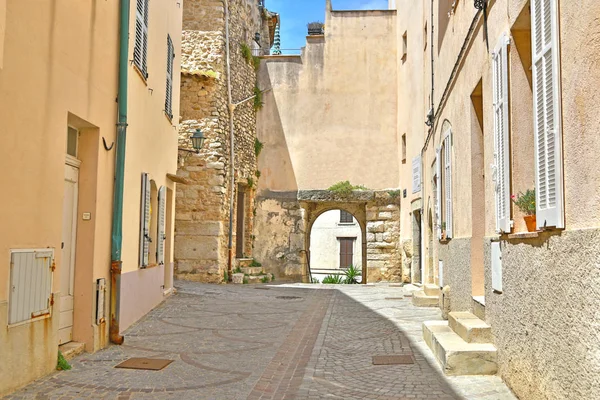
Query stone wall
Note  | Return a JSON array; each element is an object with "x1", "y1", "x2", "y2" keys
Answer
[{"x1": 175, "y1": 0, "x2": 273, "y2": 282}]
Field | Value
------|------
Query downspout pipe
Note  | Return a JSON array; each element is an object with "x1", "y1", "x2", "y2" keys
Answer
[
  {"x1": 110, "y1": 0, "x2": 130, "y2": 345},
  {"x1": 224, "y1": 0, "x2": 235, "y2": 282}
]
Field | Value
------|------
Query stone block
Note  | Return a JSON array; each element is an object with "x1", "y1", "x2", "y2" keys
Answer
[
  {"x1": 176, "y1": 221, "x2": 222, "y2": 236},
  {"x1": 366, "y1": 233, "x2": 376, "y2": 242},
  {"x1": 367, "y1": 242, "x2": 395, "y2": 249},
  {"x1": 174, "y1": 236, "x2": 220, "y2": 260},
  {"x1": 367, "y1": 221, "x2": 385, "y2": 233},
  {"x1": 232, "y1": 273, "x2": 244, "y2": 284},
  {"x1": 378, "y1": 211, "x2": 393, "y2": 220},
  {"x1": 448, "y1": 312, "x2": 492, "y2": 344}
]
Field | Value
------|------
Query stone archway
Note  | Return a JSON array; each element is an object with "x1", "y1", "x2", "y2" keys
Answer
[{"x1": 298, "y1": 190, "x2": 402, "y2": 284}]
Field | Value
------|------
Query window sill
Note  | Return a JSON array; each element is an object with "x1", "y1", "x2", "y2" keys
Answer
[
  {"x1": 133, "y1": 64, "x2": 148, "y2": 85},
  {"x1": 439, "y1": 238, "x2": 451, "y2": 244},
  {"x1": 507, "y1": 231, "x2": 540, "y2": 240}
]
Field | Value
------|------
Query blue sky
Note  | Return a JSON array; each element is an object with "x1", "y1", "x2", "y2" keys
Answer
[{"x1": 267, "y1": 0, "x2": 389, "y2": 53}]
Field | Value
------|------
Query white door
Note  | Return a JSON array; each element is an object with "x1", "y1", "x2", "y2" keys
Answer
[{"x1": 59, "y1": 161, "x2": 79, "y2": 344}]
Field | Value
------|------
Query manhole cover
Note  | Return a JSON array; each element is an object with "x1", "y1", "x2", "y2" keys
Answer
[
  {"x1": 276, "y1": 296, "x2": 301, "y2": 300},
  {"x1": 372, "y1": 355, "x2": 414, "y2": 365},
  {"x1": 115, "y1": 358, "x2": 173, "y2": 371},
  {"x1": 254, "y1": 287, "x2": 270, "y2": 290}
]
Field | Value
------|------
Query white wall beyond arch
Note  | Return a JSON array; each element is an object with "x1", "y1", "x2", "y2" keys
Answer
[{"x1": 309, "y1": 210, "x2": 362, "y2": 270}]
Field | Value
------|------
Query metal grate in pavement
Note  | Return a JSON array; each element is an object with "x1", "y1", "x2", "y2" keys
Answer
[
  {"x1": 115, "y1": 358, "x2": 173, "y2": 371},
  {"x1": 372, "y1": 355, "x2": 414, "y2": 365}
]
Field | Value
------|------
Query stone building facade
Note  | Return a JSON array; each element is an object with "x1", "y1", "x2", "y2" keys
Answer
[{"x1": 175, "y1": 0, "x2": 278, "y2": 282}]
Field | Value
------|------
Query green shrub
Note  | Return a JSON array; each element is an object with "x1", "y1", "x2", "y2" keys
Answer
[
  {"x1": 56, "y1": 351, "x2": 71, "y2": 371},
  {"x1": 252, "y1": 55, "x2": 261, "y2": 71},
  {"x1": 255, "y1": 170, "x2": 261, "y2": 179},
  {"x1": 311, "y1": 277, "x2": 320, "y2": 284},
  {"x1": 241, "y1": 43, "x2": 253, "y2": 64},
  {"x1": 327, "y1": 181, "x2": 369, "y2": 197},
  {"x1": 261, "y1": 275, "x2": 270, "y2": 283},
  {"x1": 250, "y1": 259, "x2": 262, "y2": 268},
  {"x1": 253, "y1": 86, "x2": 264, "y2": 110},
  {"x1": 512, "y1": 189, "x2": 536, "y2": 215},
  {"x1": 343, "y1": 265, "x2": 361, "y2": 284},
  {"x1": 322, "y1": 274, "x2": 344, "y2": 284},
  {"x1": 224, "y1": 270, "x2": 229, "y2": 282}
]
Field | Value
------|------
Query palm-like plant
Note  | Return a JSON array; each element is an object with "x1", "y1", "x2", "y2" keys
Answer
[{"x1": 344, "y1": 265, "x2": 361, "y2": 284}]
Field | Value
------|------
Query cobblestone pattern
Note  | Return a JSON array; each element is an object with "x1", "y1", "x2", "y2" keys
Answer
[{"x1": 6, "y1": 282, "x2": 517, "y2": 400}]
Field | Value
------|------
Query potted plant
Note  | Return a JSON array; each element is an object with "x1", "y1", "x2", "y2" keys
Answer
[
  {"x1": 441, "y1": 222, "x2": 447, "y2": 240},
  {"x1": 512, "y1": 189, "x2": 536, "y2": 232},
  {"x1": 307, "y1": 21, "x2": 324, "y2": 35}
]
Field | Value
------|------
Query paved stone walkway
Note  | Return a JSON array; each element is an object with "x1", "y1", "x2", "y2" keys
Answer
[{"x1": 5, "y1": 281, "x2": 516, "y2": 400}]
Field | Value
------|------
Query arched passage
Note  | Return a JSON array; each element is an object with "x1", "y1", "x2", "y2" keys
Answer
[{"x1": 309, "y1": 209, "x2": 364, "y2": 283}]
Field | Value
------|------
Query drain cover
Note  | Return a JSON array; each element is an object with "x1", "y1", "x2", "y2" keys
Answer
[
  {"x1": 276, "y1": 296, "x2": 301, "y2": 300},
  {"x1": 115, "y1": 358, "x2": 173, "y2": 371},
  {"x1": 254, "y1": 287, "x2": 270, "y2": 290},
  {"x1": 372, "y1": 355, "x2": 414, "y2": 365}
]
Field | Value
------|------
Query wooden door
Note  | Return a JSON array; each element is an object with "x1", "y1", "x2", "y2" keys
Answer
[{"x1": 339, "y1": 238, "x2": 354, "y2": 268}]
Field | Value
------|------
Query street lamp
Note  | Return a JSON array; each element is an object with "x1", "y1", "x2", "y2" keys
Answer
[{"x1": 190, "y1": 129, "x2": 205, "y2": 152}]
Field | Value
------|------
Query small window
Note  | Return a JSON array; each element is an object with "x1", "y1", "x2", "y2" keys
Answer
[
  {"x1": 402, "y1": 134, "x2": 407, "y2": 163},
  {"x1": 66, "y1": 126, "x2": 78, "y2": 158},
  {"x1": 340, "y1": 210, "x2": 353, "y2": 224},
  {"x1": 402, "y1": 31, "x2": 408, "y2": 60}
]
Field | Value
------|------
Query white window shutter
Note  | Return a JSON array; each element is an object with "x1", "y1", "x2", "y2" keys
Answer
[
  {"x1": 165, "y1": 35, "x2": 174, "y2": 119},
  {"x1": 134, "y1": 0, "x2": 149, "y2": 78},
  {"x1": 491, "y1": 241, "x2": 503, "y2": 292},
  {"x1": 531, "y1": 0, "x2": 564, "y2": 229},
  {"x1": 492, "y1": 34, "x2": 512, "y2": 233},
  {"x1": 139, "y1": 173, "x2": 151, "y2": 267},
  {"x1": 435, "y1": 148, "x2": 442, "y2": 240},
  {"x1": 157, "y1": 186, "x2": 166, "y2": 265},
  {"x1": 412, "y1": 155, "x2": 421, "y2": 193},
  {"x1": 444, "y1": 133, "x2": 453, "y2": 238}
]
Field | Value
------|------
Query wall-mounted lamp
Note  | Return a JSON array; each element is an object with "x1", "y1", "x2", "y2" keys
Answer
[
  {"x1": 178, "y1": 129, "x2": 205, "y2": 154},
  {"x1": 255, "y1": 32, "x2": 261, "y2": 43}
]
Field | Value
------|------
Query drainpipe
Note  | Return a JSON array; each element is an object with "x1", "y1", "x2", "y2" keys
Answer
[
  {"x1": 224, "y1": 0, "x2": 235, "y2": 282},
  {"x1": 109, "y1": 0, "x2": 130, "y2": 345}
]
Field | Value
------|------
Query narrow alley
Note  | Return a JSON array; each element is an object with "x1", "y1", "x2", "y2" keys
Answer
[{"x1": 6, "y1": 282, "x2": 515, "y2": 400}]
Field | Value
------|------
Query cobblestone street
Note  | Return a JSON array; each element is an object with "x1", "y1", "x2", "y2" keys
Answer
[{"x1": 6, "y1": 282, "x2": 516, "y2": 400}]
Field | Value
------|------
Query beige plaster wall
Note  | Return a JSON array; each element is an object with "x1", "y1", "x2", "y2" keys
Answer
[
  {"x1": 118, "y1": 0, "x2": 182, "y2": 331},
  {"x1": 310, "y1": 210, "x2": 362, "y2": 270},
  {"x1": 0, "y1": 0, "x2": 119, "y2": 395},
  {"x1": 417, "y1": 1, "x2": 600, "y2": 399},
  {"x1": 257, "y1": 8, "x2": 399, "y2": 192}
]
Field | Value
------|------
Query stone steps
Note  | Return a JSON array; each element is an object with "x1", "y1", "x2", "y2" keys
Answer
[
  {"x1": 448, "y1": 311, "x2": 493, "y2": 344},
  {"x1": 423, "y1": 317, "x2": 497, "y2": 376},
  {"x1": 424, "y1": 284, "x2": 441, "y2": 296},
  {"x1": 59, "y1": 341, "x2": 85, "y2": 361},
  {"x1": 232, "y1": 272, "x2": 273, "y2": 284},
  {"x1": 411, "y1": 290, "x2": 439, "y2": 307}
]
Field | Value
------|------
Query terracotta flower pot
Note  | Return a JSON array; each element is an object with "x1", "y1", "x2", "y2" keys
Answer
[{"x1": 524, "y1": 215, "x2": 536, "y2": 232}]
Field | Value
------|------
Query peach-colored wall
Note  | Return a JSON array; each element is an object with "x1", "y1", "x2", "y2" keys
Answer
[{"x1": 0, "y1": 0, "x2": 119, "y2": 395}]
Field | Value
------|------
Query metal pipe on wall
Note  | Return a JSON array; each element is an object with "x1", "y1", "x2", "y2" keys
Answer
[{"x1": 109, "y1": 0, "x2": 130, "y2": 345}]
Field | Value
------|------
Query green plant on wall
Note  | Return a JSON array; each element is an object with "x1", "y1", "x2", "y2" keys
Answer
[
  {"x1": 255, "y1": 170, "x2": 261, "y2": 179},
  {"x1": 253, "y1": 86, "x2": 264, "y2": 110},
  {"x1": 252, "y1": 55, "x2": 261, "y2": 71},
  {"x1": 388, "y1": 189, "x2": 401, "y2": 199},
  {"x1": 247, "y1": 177, "x2": 255, "y2": 189},
  {"x1": 56, "y1": 351, "x2": 72, "y2": 371},
  {"x1": 327, "y1": 181, "x2": 369, "y2": 197},
  {"x1": 254, "y1": 138, "x2": 264, "y2": 157},
  {"x1": 241, "y1": 43, "x2": 253, "y2": 64},
  {"x1": 250, "y1": 259, "x2": 262, "y2": 268}
]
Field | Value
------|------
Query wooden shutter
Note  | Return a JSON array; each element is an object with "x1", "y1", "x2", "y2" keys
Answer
[
  {"x1": 531, "y1": 0, "x2": 564, "y2": 229},
  {"x1": 492, "y1": 34, "x2": 512, "y2": 233},
  {"x1": 9, "y1": 250, "x2": 53, "y2": 325},
  {"x1": 157, "y1": 186, "x2": 166, "y2": 265},
  {"x1": 139, "y1": 173, "x2": 151, "y2": 267},
  {"x1": 134, "y1": 0, "x2": 149, "y2": 78},
  {"x1": 339, "y1": 238, "x2": 354, "y2": 268},
  {"x1": 435, "y1": 148, "x2": 441, "y2": 240},
  {"x1": 165, "y1": 35, "x2": 174, "y2": 119},
  {"x1": 444, "y1": 132, "x2": 453, "y2": 238},
  {"x1": 412, "y1": 155, "x2": 421, "y2": 193},
  {"x1": 491, "y1": 241, "x2": 503, "y2": 292}
]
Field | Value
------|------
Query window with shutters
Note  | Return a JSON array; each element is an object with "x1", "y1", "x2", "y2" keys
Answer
[
  {"x1": 412, "y1": 155, "x2": 421, "y2": 194},
  {"x1": 531, "y1": 0, "x2": 564, "y2": 229},
  {"x1": 437, "y1": 129, "x2": 453, "y2": 240},
  {"x1": 165, "y1": 35, "x2": 174, "y2": 120},
  {"x1": 148, "y1": 180, "x2": 158, "y2": 265},
  {"x1": 339, "y1": 238, "x2": 355, "y2": 269},
  {"x1": 157, "y1": 186, "x2": 166, "y2": 265},
  {"x1": 339, "y1": 210, "x2": 354, "y2": 224},
  {"x1": 492, "y1": 34, "x2": 512, "y2": 233},
  {"x1": 134, "y1": 0, "x2": 149, "y2": 79},
  {"x1": 139, "y1": 173, "x2": 151, "y2": 267}
]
